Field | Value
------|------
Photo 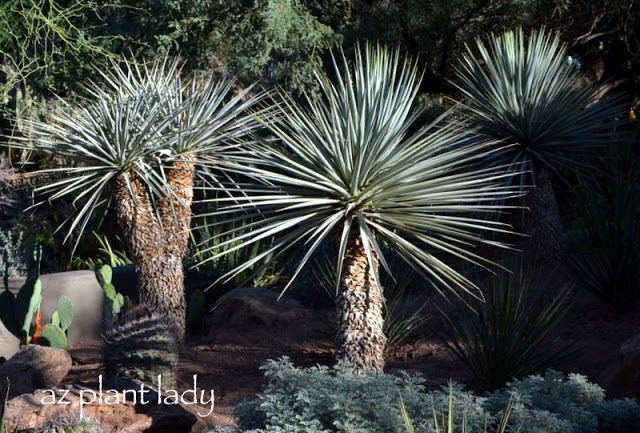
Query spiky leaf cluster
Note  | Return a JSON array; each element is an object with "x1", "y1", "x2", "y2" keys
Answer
[
  {"x1": 198, "y1": 44, "x2": 519, "y2": 298},
  {"x1": 14, "y1": 57, "x2": 263, "y2": 253},
  {"x1": 456, "y1": 29, "x2": 624, "y2": 190}
]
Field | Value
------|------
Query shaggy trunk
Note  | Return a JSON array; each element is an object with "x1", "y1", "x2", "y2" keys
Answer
[
  {"x1": 111, "y1": 162, "x2": 194, "y2": 335},
  {"x1": 524, "y1": 164, "x2": 567, "y2": 261},
  {"x1": 334, "y1": 226, "x2": 387, "y2": 373}
]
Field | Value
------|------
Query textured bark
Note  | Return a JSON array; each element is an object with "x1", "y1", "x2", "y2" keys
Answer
[
  {"x1": 334, "y1": 227, "x2": 387, "y2": 373},
  {"x1": 111, "y1": 162, "x2": 194, "y2": 335},
  {"x1": 524, "y1": 164, "x2": 567, "y2": 261}
]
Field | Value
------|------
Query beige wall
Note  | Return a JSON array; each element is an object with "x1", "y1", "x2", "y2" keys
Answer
[{"x1": 0, "y1": 270, "x2": 104, "y2": 359}]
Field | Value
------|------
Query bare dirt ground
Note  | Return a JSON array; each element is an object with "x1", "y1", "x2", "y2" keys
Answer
[{"x1": 64, "y1": 259, "x2": 640, "y2": 431}]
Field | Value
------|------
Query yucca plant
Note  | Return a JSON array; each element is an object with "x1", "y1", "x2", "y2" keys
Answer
[
  {"x1": 196, "y1": 44, "x2": 519, "y2": 372},
  {"x1": 13, "y1": 58, "x2": 263, "y2": 334},
  {"x1": 456, "y1": 29, "x2": 623, "y2": 259},
  {"x1": 442, "y1": 266, "x2": 576, "y2": 391}
]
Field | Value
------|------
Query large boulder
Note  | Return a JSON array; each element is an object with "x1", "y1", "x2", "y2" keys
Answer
[
  {"x1": 0, "y1": 344, "x2": 72, "y2": 399},
  {"x1": 208, "y1": 287, "x2": 309, "y2": 330},
  {"x1": 598, "y1": 332, "x2": 640, "y2": 397}
]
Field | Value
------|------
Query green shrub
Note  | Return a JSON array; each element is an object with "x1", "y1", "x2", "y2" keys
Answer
[{"x1": 212, "y1": 359, "x2": 640, "y2": 433}]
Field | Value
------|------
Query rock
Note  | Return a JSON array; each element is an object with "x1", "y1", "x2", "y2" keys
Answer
[
  {"x1": 3, "y1": 378, "x2": 198, "y2": 433},
  {"x1": 598, "y1": 332, "x2": 640, "y2": 397},
  {"x1": 0, "y1": 344, "x2": 72, "y2": 398},
  {"x1": 208, "y1": 287, "x2": 308, "y2": 330}
]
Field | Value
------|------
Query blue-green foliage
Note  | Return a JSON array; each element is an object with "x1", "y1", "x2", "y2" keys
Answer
[
  {"x1": 486, "y1": 370, "x2": 640, "y2": 433},
  {"x1": 216, "y1": 358, "x2": 495, "y2": 433},
  {"x1": 213, "y1": 359, "x2": 640, "y2": 433}
]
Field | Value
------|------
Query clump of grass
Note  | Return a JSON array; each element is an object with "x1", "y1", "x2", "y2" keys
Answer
[
  {"x1": 441, "y1": 266, "x2": 576, "y2": 390},
  {"x1": 566, "y1": 143, "x2": 640, "y2": 313}
]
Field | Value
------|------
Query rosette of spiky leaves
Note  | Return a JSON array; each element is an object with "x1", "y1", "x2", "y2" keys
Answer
[
  {"x1": 198, "y1": 44, "x2": 519, "y2": 309},
  {"x1": 442, "y1": 266, "x2": 576, "y2": 390},
  {"x1": 15, "y1": 57, "x2": 262, "y2": 253},
  {"x1": 455, "y1": 28, "x2": 623, "y2": 191}
]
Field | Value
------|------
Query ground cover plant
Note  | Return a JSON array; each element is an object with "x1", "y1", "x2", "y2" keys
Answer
[{"x1": 210, "y1": 358, "x2": 640, "y2": 433}]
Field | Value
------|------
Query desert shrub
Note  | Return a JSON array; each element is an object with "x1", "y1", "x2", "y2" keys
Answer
[
  {"x1": 212, "y1": 359, "x2": 640, "y2": 433},
  {"x1": 590, "y1": 399, "x2": 640, "y2": 433},
  {"x1": 486, "y1": 370, "x2": 640, "y2": 433},
  {"x1": 442, "y1": 267, "x2": 575, "y2": 390},
  {"x1": 222, "y1": 357, "x2": 493, "y2": 433}
]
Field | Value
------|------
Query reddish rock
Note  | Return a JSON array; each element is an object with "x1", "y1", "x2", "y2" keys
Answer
[{"x1": 0, "y1": 344, "x2": 72, "y2": 399}]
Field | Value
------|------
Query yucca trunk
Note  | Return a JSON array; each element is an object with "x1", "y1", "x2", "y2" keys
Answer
[
  {"x1": 334, "y1": 227, "x2": 387, "y2": 373},
  {"x1": 111, "y1": 162, "x2": 194, "y2": 335},
  {"x1": 525, "y1": 164, "x2": 567, "y2": 261}
]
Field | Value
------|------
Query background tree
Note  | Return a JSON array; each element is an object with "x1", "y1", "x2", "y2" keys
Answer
[
  {"x1": 455, "y1": 29, "x2": 624, "y2": 259},
  {"x1": 97, "y1": 0, "x2": 340, "y2": 96},
  {"x1": 0, "y1": 0, "x2": 120, "y2": 160}
]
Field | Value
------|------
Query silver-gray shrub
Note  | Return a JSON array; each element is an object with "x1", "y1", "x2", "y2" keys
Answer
[
  {"x1": 212, "y1": 360, "x2": 640, "y2": 433},
  {"x1": 218, "y1": 358, "x2": 493, "y2": 433},
  {"x1": 486, "y1": 370, "x2": 640, "y2": 433}
]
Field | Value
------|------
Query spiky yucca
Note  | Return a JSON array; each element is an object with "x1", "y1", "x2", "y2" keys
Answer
[
  {"x1": 102, "y1": 304, "x2": 180, "y2": 388},
  {"x1": 456, "y1": 29, "x2": 623, "y2": 258},
  {"x1": 16, "y1": 58, "x2": 264, "y2": 334},
  {"x1": 197, "y1": 44, "x2": 519, "y2": 373}
]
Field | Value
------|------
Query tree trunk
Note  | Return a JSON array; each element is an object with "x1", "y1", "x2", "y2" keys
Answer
[
  {"x1": 334, "y1": 226, "x2": 387, "y2": 373},
  {"x1": 111, "y1": 162, "x2": 194, "y2": 335},
  {"x1": 524, "y1": 164, "x2": 567, "y2": 261}
]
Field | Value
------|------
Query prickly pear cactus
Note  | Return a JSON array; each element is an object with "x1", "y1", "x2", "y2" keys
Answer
[
  {"x1": 96, "y1": 264, "x2": 127, "y2": 320},
  {"x1": 38, "y1": 323, "x2": 68, "y2": 349},
  {"x1": 37, "y1": 411, "x2": 104, "y2": 433},
  {"x1": 102, "y1": 304, "x2": 180, "y2": 389}
]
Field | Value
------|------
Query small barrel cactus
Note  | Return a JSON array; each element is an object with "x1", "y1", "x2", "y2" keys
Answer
[
  {"x1": 37, "y1": 411, "x2": 104, "y2": 433},
  {"x1": 102, "y1": 304, "x2": 180, "y2": 388}
]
